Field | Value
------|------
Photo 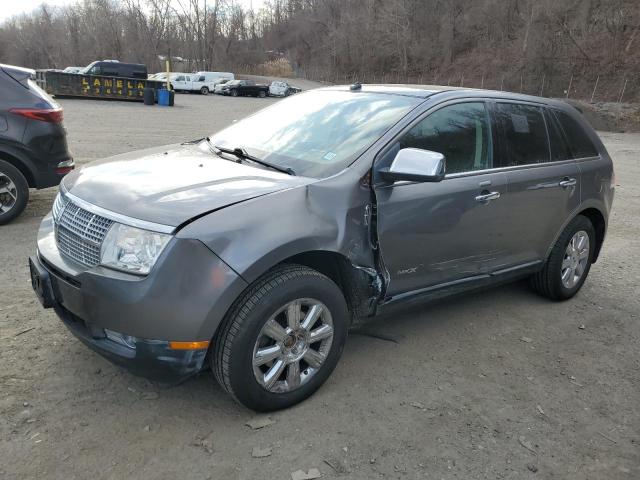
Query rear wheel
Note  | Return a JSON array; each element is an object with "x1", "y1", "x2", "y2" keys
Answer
[
  {"x1": 530, "y1": 215, "x2": 595, "y2": 300},
  {"x1": 0, "y1": 160, "x2": 29, "y2": 225},
  {"x1": 200, "y1": 86, "x2": 209, "y2": 95},
  {"x1": 213, "y1": 265, "x2": 349, "y2": 411}
]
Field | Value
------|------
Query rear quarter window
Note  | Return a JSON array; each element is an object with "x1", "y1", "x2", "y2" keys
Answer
[
  {"x1": 544, "y1": 108, "x2": 572, "y2": 162},
  {"x1": 553, "y1": 110, "x2": 599, "y2": 158}
]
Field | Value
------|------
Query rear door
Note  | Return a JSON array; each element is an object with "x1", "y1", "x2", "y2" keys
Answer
[
  {"x1": 375, "y1": 100, "x2": 510, "y2": 296},
  {"x1": 242, "y1": 81, "x2": 256, "y2": 95},
  {"x1": 491, "y1": 101, "x2": 580, "y2": 267}
]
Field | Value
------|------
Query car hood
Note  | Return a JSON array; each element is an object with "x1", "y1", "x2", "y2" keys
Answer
[{"x1": 62, "y1": 142, "x2": 312, "y2": 228}]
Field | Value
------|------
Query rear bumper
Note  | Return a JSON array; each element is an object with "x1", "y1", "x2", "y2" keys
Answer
[{"x1": 33, "y1": 162, "x2": 72, "y2": 189}]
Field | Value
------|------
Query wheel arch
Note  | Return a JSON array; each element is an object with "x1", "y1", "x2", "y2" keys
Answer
[
  {"x1": 545, "y1": 203, "x2": 608, "y2": 265},
  {"x1": 209, "y1": 248, "x2": 379, "y2": 343},
  {"x1": 0, "y1": 148, "x2": 35, "y2": 187},
  {"x1": 278, "y1": 250, "x2": 379, "y2": 322},
  {"x1": 578, "y1": 207, "x2": 606, "y2": 262}
]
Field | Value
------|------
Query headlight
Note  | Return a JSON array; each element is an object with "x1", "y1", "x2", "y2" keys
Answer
[{"x1": 100, "y1": 223, "x2": 171, "y2": 275}]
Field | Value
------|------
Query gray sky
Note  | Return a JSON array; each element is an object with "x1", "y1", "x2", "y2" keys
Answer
[{"x1": 0, "y1": 0, "x2": 266, "y2": 23}]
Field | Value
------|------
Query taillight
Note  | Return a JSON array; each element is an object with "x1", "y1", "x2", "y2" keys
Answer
[
  {"x1": 56, "y1": 159, "x2": 74, "y2": 175},
  {"x1": 9, "y1": 108, "x2": 63, "y2": 124}
]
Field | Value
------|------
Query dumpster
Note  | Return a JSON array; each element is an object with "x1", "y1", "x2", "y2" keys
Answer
[{"x1": 36, "y1": 70, "x2": 169, "y2": 102}]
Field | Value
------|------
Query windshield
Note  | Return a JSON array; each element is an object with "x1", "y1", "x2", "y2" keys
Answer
[
  {"x1": 80, "y1": 62, "x2": 97, "y2": 74},
  {"x1": 209, "y1": 90, "x2": 421, "y2": 178}
]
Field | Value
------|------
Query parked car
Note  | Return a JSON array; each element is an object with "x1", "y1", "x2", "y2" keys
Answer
[
  {"x1": 30, "y1": 85, "x2": 613, "y2": 411},
  {"x1": 62, "y1": 66, "x2": 83, "y2": 74},
  {"x1": 269, "y1": 81, "x2": 302, "y2": 97},
  {"x1": 0, "y1": 64, "x2": 73, "y2": 225},
  {"x1": 80, "y1": 60, "x2": 147, "y2": 79},
  {"x1": 213, "y1": 79, "x2": 230, "y2": 94},
  {"x1": 220, "y1": 79, "x2": 269, "y2": 97}
]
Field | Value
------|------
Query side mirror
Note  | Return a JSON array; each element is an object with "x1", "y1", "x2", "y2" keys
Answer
[{"x1": 378, "y1": 148, "x2": 445, "y2": 183}]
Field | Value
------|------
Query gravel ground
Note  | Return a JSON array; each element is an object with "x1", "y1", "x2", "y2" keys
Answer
[{"x1": 0, "y1": 86, "x2": 638, "y2": 480}]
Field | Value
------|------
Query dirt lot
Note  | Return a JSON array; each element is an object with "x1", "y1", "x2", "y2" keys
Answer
[{"x1": 1, "y1": 86, "x2": 638, "y2": 480}]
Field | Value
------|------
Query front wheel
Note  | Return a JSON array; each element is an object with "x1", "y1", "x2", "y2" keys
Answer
[
  {"x1": 200, "y1": 86, "x2": 209, "y2": 95},
  {"x1": 231, "y1": 89, "x2": 239, "y2": 97},
  {"x1": 258, "y1": 90, "x2": 267, "y2": 98},
  {"x1": 0, "y1": 159, "x2": 29, "y2": 225},
  {"x1": 213, "y1": 265, "x2": 349, "y2": 411},
  {"x1": 530, "y1": 215, "x2": 595, "y2": 300}
]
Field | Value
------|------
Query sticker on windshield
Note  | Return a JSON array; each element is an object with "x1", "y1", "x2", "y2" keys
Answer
[{"x1": 323, "y1": 151, "x2": 337, "y2": 161}]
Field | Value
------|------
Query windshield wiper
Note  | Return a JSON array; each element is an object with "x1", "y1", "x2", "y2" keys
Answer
[{"x1": 213, "y1": 143, "x2": 295, "y2": 176}]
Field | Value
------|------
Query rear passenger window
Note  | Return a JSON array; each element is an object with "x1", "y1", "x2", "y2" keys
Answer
[
  {"x1": 495, "y1": 103, "x2": 549, "y2": 166},
  {"x1": 399, "y1": 102, "x2": 491, "y2": 174},
  {"x1": 553, "y1": 110, "x2": 599, "y2": 158},
  {"x1": 544, "y1": 109, "x2": 572, "y2": 161}
]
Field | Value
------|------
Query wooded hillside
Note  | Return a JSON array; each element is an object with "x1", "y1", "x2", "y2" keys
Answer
[{"x1": 1, "y1": 0, "x2": 638, "y2": 101}]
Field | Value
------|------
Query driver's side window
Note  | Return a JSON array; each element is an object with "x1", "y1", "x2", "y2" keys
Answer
[{"x1": 400, "y1": 102, "x2": 491, "y2": 174}]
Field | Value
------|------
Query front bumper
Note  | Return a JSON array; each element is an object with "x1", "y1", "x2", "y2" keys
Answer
[{"x1": 31, "y1": 213, "x2": 248, "y2": 383}]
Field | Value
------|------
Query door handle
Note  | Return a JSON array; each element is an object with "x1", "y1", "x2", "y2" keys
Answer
[
  {"x1": 475, "y1": 191, "x2": 501, "y2": 203},
  {"x1": 559, "y1": 177, "x2": 577, "y2": 188}
]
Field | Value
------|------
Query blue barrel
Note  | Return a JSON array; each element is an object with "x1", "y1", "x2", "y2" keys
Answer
[{"x1": 157, "y1": 89, "x2": 170, "y2": 106}]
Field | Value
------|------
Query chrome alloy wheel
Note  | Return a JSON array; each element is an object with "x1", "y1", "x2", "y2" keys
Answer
[
  {"x1": 561, "y1": 230, "x2": 590, "y2": 289},
  {"x1": 252, "y1": 298, "x2": 334, "y2": 393},
  {"x1": 0, "y1": 173, "x2": 18, "y2": 215}
]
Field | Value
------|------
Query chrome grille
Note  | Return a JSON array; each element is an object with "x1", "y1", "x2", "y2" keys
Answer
[
  {"x1": 51, "y1": 192, "x2": 68, "y2": 221},
  {"x1": 54, "y1": 196, "x2": 113, "y2": 267}
]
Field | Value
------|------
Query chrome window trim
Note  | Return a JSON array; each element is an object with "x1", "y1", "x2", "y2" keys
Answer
[{"x1": 64, "y1": 191, "x2": 175, "y2": 234}]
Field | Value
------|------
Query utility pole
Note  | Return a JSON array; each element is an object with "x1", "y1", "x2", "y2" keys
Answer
[{"x1": 203, "y1": 0, "x2": 207, "y2": 70}]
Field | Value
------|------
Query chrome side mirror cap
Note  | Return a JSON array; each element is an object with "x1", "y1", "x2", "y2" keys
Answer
[{"x1": 378, "y1": 148, "x2": 445, "y2": 183}]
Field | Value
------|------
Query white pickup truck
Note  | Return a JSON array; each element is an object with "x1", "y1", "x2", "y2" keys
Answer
[{"x1": 172, "y1": 72, "x2": 234, "y2": 95}]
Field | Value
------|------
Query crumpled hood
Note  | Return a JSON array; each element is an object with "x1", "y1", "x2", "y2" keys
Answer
[{"x1": 62, "y1": 142, "x2": 311, "y2": 227}]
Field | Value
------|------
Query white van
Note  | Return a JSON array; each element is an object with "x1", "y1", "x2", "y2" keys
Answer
[{"x1": 195, "y1": 71, "x2": 234, "y2": 82}]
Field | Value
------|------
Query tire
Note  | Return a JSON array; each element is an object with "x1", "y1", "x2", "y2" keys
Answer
[
  {"x1": 258, "y1": 90, "x2": 266, "y2": 98},
  {"x1": 200, "y1": 86, "x2": 209, "y2": 95},
  {"x1": 213, "y1": 264, "x2": 349, "y2": 411},
  {"x1": 530, "y1": 215, "x2": 596, "y2": 300},
  {"x1": 231, "y1": 89, "x2": 239, "y2": 97},
  {"x1": 0, "y1": 159, "x2": 29, "y2": 225}
]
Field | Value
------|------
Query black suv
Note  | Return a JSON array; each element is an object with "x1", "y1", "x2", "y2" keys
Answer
[
  {"x1": 0, "y1": 64, "x2": 73, "y2": 224},
  {"x1": 220, "y1": 80, "x2": 269, "y2": 98},
  {"x1": 81, "y1": 61, "x2": 147, "y2": 79}
]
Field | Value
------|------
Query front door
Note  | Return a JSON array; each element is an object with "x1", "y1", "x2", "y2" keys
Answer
[
  {"x1": 173, "y1": 75, "x2": 187, "y2": 91},
  {"x1": 375, "y1": 101, "x2": 510, "y2": 297}
]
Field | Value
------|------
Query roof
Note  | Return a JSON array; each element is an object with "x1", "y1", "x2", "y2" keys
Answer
[
  {"x1": 320, "y1": 83, "x2": 566, "y2": 107},
  {"x1": 321, "y1": 84, "x2": 441, "y2": 98}
]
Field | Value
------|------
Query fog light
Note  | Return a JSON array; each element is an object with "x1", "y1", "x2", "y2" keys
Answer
[{"x1": 104, "y1": 329, "x2": 137, "y2": 349}]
